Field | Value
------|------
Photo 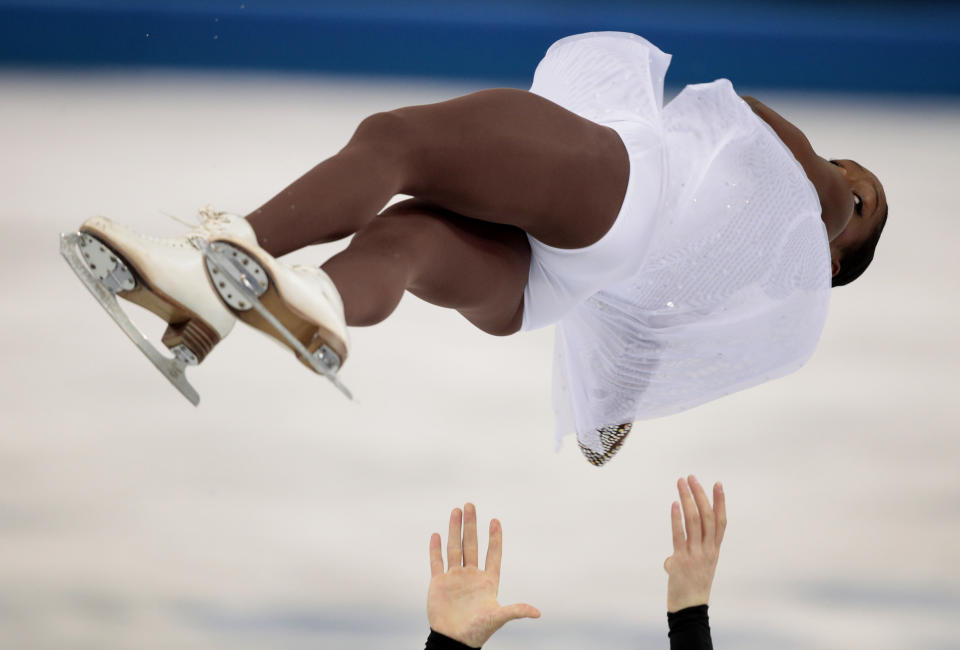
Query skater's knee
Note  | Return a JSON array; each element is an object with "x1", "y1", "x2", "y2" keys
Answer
[
  {"x1": 350, "y1": 202, "x2": 454, "y2": 278},
  {"x1": 349, "y1": 205, "x2": 427, "y2": 258},
  {"x1": 468, "y1": 305, "x2": 524, "y2": 337},
  {"x1": 349, "y1": 110, "x2": 413, "y2": 161},
  {"x1": 377, "y1": 200, "x2": 455, "y2": 242},
  {"x1": 378, "y1": 198, "x2": 441, "y2": 221}
]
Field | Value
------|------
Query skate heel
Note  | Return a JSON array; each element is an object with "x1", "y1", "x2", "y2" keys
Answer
[
  {"x1": 303, "y1": 331, "x2": 343, "y2": 375},
  {"x1": 161, "y1": 318, "x2": 219, "y2": 365}
]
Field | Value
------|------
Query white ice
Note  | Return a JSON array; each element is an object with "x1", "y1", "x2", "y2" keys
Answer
[{"x1": 0, "y1": 69, "x2": 958, "y2": 650}]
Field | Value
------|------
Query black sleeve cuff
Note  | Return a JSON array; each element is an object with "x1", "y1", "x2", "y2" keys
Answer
[
  {"x1": 667, "y1": 604, "x2": 713, "y2": 650},
  {"x1": 425, "y1": 629, "x2": 480, "y2": 650}
]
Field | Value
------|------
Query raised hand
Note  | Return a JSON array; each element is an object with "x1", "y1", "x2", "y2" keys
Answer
[
  {"x1": 427, "y1": 503, "x2": 540, "y2": 648},
  {"x1": 663, "y1": 476, "x2": 727, "y2": 613}
]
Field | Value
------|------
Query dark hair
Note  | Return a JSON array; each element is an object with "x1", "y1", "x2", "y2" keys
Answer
[{"x1": 832, "y1": 202, "x2": 888, "y2": 287}]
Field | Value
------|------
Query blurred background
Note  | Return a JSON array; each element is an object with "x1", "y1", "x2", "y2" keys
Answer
[{"x1": 1, "y1": 1, "x2": 958, "y2": 649}]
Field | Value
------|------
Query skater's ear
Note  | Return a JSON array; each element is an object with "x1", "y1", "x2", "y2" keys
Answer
[{"x1": 831, "y1": 257, "x2": 841, "y2": 278}]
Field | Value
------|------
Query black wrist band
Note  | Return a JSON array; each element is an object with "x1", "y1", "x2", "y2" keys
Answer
[{"x1": 426, "y1": 629, "x2": 480, "y2": 650}]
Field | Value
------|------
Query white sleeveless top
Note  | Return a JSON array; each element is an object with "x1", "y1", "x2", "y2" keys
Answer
[{"x1": 528, "y1": 33, "x2": 832, "y2": 453}]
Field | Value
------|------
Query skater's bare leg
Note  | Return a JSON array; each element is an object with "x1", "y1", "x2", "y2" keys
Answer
[
  {"x1": 247, "y1": 89, "x2": 629, "y2": 256},
  {"x1": 247, "y1": 123, "x2": 406, "y2": 255},
  {"x1": 320, "y1": 199, "x2": 530, "y2": 335}
]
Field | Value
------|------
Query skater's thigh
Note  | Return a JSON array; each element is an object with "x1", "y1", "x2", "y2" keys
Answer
[
  {"x1": 388, "y1": 89, "x2": 630, "y2": 250},
  {"x1": 376, "y1": 198, "x2": 530, "y2": 336}
]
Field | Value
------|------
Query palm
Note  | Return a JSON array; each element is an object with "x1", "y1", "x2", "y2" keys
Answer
[
  {"x1": 427, "y1": 504, "x2": 540, "y2": 648},
  {"x1": 429, "y1": 568, "x2": 504, "y2": 640}
]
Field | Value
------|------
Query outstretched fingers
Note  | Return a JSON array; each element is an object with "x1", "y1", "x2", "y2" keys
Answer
[
  {"x1": 688, "y1": 475, "x2": 715, "y2": 546},
  {"x1": 462, "y1": 503, "x2": 479, "y2": 568},
  {"x1": 447, "y1": 507, "x2": 463, "y2": 569},
  {"x1": 670, "y1": 501, "x2": 684, "y2": 552},
  {"x1": 677, "y1": 477, "x2": 701, "y2": 549},
  {"x1": 429, "y1": 532, "x2": 444, "y2": 577},
  {"x1": 485, "y1": 518, "x2": 503, "y2": 580},
  {"x1": 714, "y1": 482, "x2": 727, "y2": 548}
]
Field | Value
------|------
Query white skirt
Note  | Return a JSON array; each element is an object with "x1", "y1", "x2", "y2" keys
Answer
[
  {"x1": 521, "y1": 32, "x2": 673, "y2": 331},
  {"x1": 521, "y1": 33, "x2": 832, "y2": 454}
]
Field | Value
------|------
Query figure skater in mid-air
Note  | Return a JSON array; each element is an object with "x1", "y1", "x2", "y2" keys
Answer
[{"x1": 63, "y1": 32, "x2": 888, "y2": 465}]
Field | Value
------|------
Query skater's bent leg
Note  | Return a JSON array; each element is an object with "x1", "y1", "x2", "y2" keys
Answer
[
  {"x1": 246, "y1": 113, "x2": 409, "y2": 257},
  {"x1": 390, "y1": 89, "x2": 630, "y2": 249},
  {"x1": 247, "y1": 89, "x2": 628, "y2": 256},
  {"x1": 321, "y1": 199, "x2": 530, "y2": 335}
]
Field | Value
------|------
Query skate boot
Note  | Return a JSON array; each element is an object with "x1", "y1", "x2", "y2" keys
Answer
[
  {"x1": 60, "y1": 214, "x2": 239, "y2": 405},
  {"x1": 191, "y1": 209, "x2": 352, "y2": 399}
]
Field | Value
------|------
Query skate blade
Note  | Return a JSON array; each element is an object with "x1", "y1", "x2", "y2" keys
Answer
[
  {"x1": 197, "y1": 239, "x2": 353, "y2": 400},
  {"x1": 59, "y1": 232, "x2": 201, "y2": 406}
]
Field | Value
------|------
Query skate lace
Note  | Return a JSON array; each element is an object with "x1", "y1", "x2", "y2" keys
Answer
[
  {"x1": 198, "y1": 205, "x2": 231, "y2": 227},
  {"x1": 164, "y1": 205, "x2": 235, "y2": 250},
  {"x1": 165, "y1": 205, "x2": 231, "y2": 230}
]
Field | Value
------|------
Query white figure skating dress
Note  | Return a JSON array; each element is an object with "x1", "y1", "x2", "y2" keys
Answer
[{"x1": 522, "y1": 32, "x2": 832, "y2": 455}]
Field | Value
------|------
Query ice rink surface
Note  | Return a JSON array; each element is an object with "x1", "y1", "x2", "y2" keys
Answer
[{"x1": 1, "y1": 69, "x2": 958, "y2": 650}]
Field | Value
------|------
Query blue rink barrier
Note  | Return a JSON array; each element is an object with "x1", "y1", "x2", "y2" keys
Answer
[{"x1": 0, "y1": 0, "x2": 958, "y2": 94}]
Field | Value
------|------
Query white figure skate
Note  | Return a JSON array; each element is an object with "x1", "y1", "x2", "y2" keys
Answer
[
  {"x1": 61, "y1": 208, "x2": 353, "y2": 402},
  {"x1": 60, "y1": 215, "x2": 239, "y2": 405},
  {"x1": 191, "y1": 210, "x2": 352, "y2": 399}
]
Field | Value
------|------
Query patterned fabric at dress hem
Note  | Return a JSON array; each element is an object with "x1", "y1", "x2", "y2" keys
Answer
[{"x1": 578, "y1": 423, "x2": 633, "y2": 466}]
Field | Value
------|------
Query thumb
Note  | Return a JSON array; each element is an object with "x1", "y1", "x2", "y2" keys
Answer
[{"x1": 496, "y1": 602, "x2": 542, "y2": 624}]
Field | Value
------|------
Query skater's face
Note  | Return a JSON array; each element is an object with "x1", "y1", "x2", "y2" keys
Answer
[{"x1": 828, "y1": 159, "x2": 887, "y2": 275}]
